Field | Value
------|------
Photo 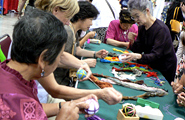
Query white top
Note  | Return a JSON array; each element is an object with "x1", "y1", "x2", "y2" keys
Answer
[{"x1": 90, "y1": 0, "x2": 121, "y2": 30}]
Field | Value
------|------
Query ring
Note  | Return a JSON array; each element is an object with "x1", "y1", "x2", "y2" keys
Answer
[{"x1": 180, "y1": 101, "x2": 183, "y2": 105}]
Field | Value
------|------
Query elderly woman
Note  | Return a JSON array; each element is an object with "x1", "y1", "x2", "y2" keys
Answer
[
  {"x1": 105, "y1": 9, "x2": 138, "y2": 48},
  {"x1": 0, "y1": 9, "x2": 97, "y2": 120},
  {"x1": 120, "y1": 0, "x2": 177, "y2": 83}
]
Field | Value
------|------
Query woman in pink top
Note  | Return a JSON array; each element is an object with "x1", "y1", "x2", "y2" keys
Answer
[{"x1": 105, "y1": 9, "x2": 138, "y2": 48}]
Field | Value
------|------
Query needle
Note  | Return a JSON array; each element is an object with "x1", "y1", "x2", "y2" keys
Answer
[{"x1": 89, "y1": 78, "x2": 101, "y2": 89}]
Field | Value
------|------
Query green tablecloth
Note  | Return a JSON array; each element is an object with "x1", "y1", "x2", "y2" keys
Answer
[{"x1": 78, "y1": 43, "x2": 185, "y2": 120}]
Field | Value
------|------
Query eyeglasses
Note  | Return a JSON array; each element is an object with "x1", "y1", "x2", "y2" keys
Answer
[{"x1": 131, "y1": 15, "x2": 140, "y2": 20}]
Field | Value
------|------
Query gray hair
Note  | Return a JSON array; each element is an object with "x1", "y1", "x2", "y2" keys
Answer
[{"x1": 128, "y1": 0, "x2": 153, "y2": 15}]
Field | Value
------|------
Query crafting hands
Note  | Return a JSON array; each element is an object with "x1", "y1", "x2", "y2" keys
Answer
[
  {"x1": 128, "y1": 32, "x2": 137, "y2": 41},
  {"x1": 96, "y1": 49, "x2": 108, "y2": 59},
  {"x1": 120, "y1": 53, "x2": 141, "y2": 62},
  {"x1": 79, "y1": 63, "x2": 92, "y2": 81},
  {"x1": 74, "y1": 94, "x2": 98, "y2": 118},
  {"x1": 177, "y1": 92, "x2": 185, "y2": 107},
  {"x1": 171, "y1": 81, "x2": 184, "y2": 94},
  {"x1": 83, "y1": 59, "x2": 97, "y2": 68},
  {"x1": 99, "y1": 87, "x2": 122, "y2": 105},
  {"x1": 87, "y1": 31, "x2": 96, "y2": 38}
]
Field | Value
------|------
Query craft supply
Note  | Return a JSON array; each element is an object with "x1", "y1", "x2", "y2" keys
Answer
[
  {"x1": 76, "y1": 68, "x2": 87, "y2": 79},
  {"x1": 122, "y1": 103, "x2": 136, "y2": 117},
  {"x1": 89, "y1": 75, "x2": 113, "y2": 89},
  {"x1": 86, "y1": 115, "x2": 105, "y2": 120},
  {"x1": 135, "y1": 105, "x2": 163, "y2": 120},
  {"x1": 85, "y1": 99, "x2": 99, "y2": 115},
  {"x1": 119, "y1": 55, "x2": 126, "y2": 62},
  {"x1": 136, "y1": 98, "x2": 160, "y2": 108},
  {"x1": 122, "y1": 91, "x2": 168, "y2": 100},
  {"x1": 87, "y1": 39, "x2": 101, "y2": 44}
]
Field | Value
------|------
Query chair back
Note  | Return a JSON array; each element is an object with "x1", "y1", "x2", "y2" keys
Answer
[{"x1": 0, "y1": 34, "x2": 12, "y2": 58}]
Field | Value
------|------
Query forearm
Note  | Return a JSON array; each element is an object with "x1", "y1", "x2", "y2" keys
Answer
[
  {"x1": 38, "y1": 73, "x2": 101, "y2": 100},
  {"x1": 58, "y1": 52, "x2": 85, "y2": 69},
  {"x1": 107, "y1": 38, "x2": 128, "y2": 47},
  {"x1": 18, "y1": 0, "x2": 26, "y2": 13},
  {"x1": 42, "y1": 103, "x2": 60, "y2": 117},
  {"x1": 79, "y1": 34, "x2": 90, "y2": 47},
  {"x1": 76, "y1": 47, "x2": 95, "y2": 58}
]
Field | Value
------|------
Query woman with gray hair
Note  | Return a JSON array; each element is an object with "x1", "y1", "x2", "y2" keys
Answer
[{"x1": 120, "y1": 0, "x2": 177, "y2": 83}]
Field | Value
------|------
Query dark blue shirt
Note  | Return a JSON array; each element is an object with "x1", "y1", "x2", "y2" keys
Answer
[{"x1": 130, "y1": 19, "x2": 177, "y2": 83}]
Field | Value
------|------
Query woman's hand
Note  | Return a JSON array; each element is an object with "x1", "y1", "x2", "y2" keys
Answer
[
  {"x1": 79, "y1": 62, "x2": 92, "y2": 81},
  {"x1": 83, "y1": 59, "x2": 97, "y2": 68},
  {"x1": 96, "y1": 49, "x2": 108, "y2": 59},
  {"x1": 119, "y1": 53, "x2": 142, "y2": 62},
  {"x1": 87, "y1": 31, "x2": 96, "y2": 38},
  {"x1": 177, "y1": 92, "x2": 185, "y2": 107}
]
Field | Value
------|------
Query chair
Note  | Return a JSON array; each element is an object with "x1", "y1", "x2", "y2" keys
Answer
[
  {"x1": 103, "y1": 30, "x2": 107, "y2": 43},
  {"x1": 0, "y1": 34, "x2": 12, "y2": 58}
]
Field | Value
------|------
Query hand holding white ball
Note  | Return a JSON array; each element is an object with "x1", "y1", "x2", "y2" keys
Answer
[
  {"x1": 119, "y1": 55, "x2": 127, "y2": 62},
  {"x1": 85, "y1": 99, "x2": 99, "y2": 115}
]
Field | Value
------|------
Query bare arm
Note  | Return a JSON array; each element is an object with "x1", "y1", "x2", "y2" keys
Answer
[
  {"x1": 58, "y1": 52, "x2": 86, "y2": 69},
  {"x1": 42, "y1": 103, "x2": 60, "y2": 117},
  {"x1": 79, "y1": 31, "x2": 96, "y2": 47},
  {"x1": 106, "y1": 38, "x2": 129, "y2": 48},
  {"x1": 76, "y1": 46, "x2": 95, "y2": 58},
  {"x1": 38, "y1": 73, "x2": 122, "y2": 105},
  {"x1": 18, "y1": 0, "x2": 27, "y2": 19}
]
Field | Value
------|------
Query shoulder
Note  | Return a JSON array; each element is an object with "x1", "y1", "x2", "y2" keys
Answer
[
  {"x1": 154, "y1": 19, "x2": 169, "y2": 31},
  {"x1": 110, "y1": 20, "x2": 119, "y2": 25}
]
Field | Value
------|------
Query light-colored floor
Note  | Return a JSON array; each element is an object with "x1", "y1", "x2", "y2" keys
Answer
[{"x1": 0, "y1": 12, "x2": 18, "y2": 41}]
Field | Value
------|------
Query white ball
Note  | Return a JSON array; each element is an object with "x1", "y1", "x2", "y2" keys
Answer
[
  {"x1": 119, "y1": 55, "x2": 126, "y2": 62},
  {"x1": 174, "y1": 118, "x2": 184, "y2": 120},
  {"x1": 85, "y1": 99, "x2": 99, "y2": 114}
]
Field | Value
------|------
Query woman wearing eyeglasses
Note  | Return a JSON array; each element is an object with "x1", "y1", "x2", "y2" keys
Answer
[
  {"x1": 120, "y1": 0, "x2": 177, "y2": 84},
  {"x1": 105, "y1": 9, "x2": 138, "y2": 48}
]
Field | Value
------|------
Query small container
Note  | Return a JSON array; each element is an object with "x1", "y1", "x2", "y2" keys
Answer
[{"x1": 117, "y1": 109, "x2": 139, "y2": 120}]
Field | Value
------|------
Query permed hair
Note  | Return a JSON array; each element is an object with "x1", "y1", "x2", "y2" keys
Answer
[
  {"x1": 34, "y1": 0, "x2": 79, "y2": 18},
  {"x1": 128, "y1": 0, "x2": 153, "y2": 15},
  {"x1": 119, "y1": 9, "x2": 135, "y2": 24},
  {"x1": 70, "y1": 1, "x2": 99, "y2": 23},
  {"x1": 11, "y1": 8, "x2": 67, "y2": 65}
]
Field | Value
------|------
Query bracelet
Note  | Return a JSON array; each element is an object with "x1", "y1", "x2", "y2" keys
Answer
[
  {"x1": 94, "y1": 51, "x2": 96, "y2": 58},
  {"x1": 59, "y1": 102, "x2": 61, "y2": 110}
]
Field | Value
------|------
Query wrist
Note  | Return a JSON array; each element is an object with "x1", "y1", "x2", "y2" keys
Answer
[
  {"x1": 135, "y1": 54, "x2": 142, "y2": 59},
  {"x1": 59, "y1": 102, "x2": 62, "y2": 110},
  {"x1": 94, "y1": 51, "x2": 97, "y2": 58}
]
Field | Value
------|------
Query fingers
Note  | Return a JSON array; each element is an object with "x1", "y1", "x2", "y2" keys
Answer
[
  {"x1": 177, "y1": 93, "x2": 185, "y2": 107},
  {"x1": 175, "y1": 85, "x2": 183, "y2": 94}
]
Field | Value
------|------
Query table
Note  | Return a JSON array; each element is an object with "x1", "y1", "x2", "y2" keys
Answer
[{"x1": 78, "y1": 43, "x2": 185, "y2": 120}]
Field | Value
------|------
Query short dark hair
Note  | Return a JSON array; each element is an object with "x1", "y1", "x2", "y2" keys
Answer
[
  {"x1": 11, "y1": 8, "x2": 67, "y2": 65},
  {"x1": 70, "y1": 1, "x2": 99, "y2": 23},
  {"x1": 119, "y1": 9, "x2": 135, "y2": 24}
]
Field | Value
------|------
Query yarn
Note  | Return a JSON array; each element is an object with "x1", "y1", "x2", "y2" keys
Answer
[
  {"x1": 86, "y1": 115, "x2": 105, "y2": 120},
  {"x1": 76, "y1": 68, "x2": 87, "y2": 79},
  {"x1": 122, "y1": 104, "x2": 136, "y2": 117},
  {"x1": 85, "y1": 99, "x2": 99, "y2": 115}
]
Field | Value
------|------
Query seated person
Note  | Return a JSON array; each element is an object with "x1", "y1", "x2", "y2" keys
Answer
[
  {"x1": 105, "y1": 9, "x2": 138, "y2": 48},
  {"x1": 34, "y1": 0, "x2": 122, "y2": 107},
  {"x1": 54, "y1": 1, "x2": 109, "y2": 85},
  {"x1": 0, "y1": 9, "x2": 96, "y2": 120},
  {"x1": 121, "y1": 0, "x2": 177, "y2": 83}
]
